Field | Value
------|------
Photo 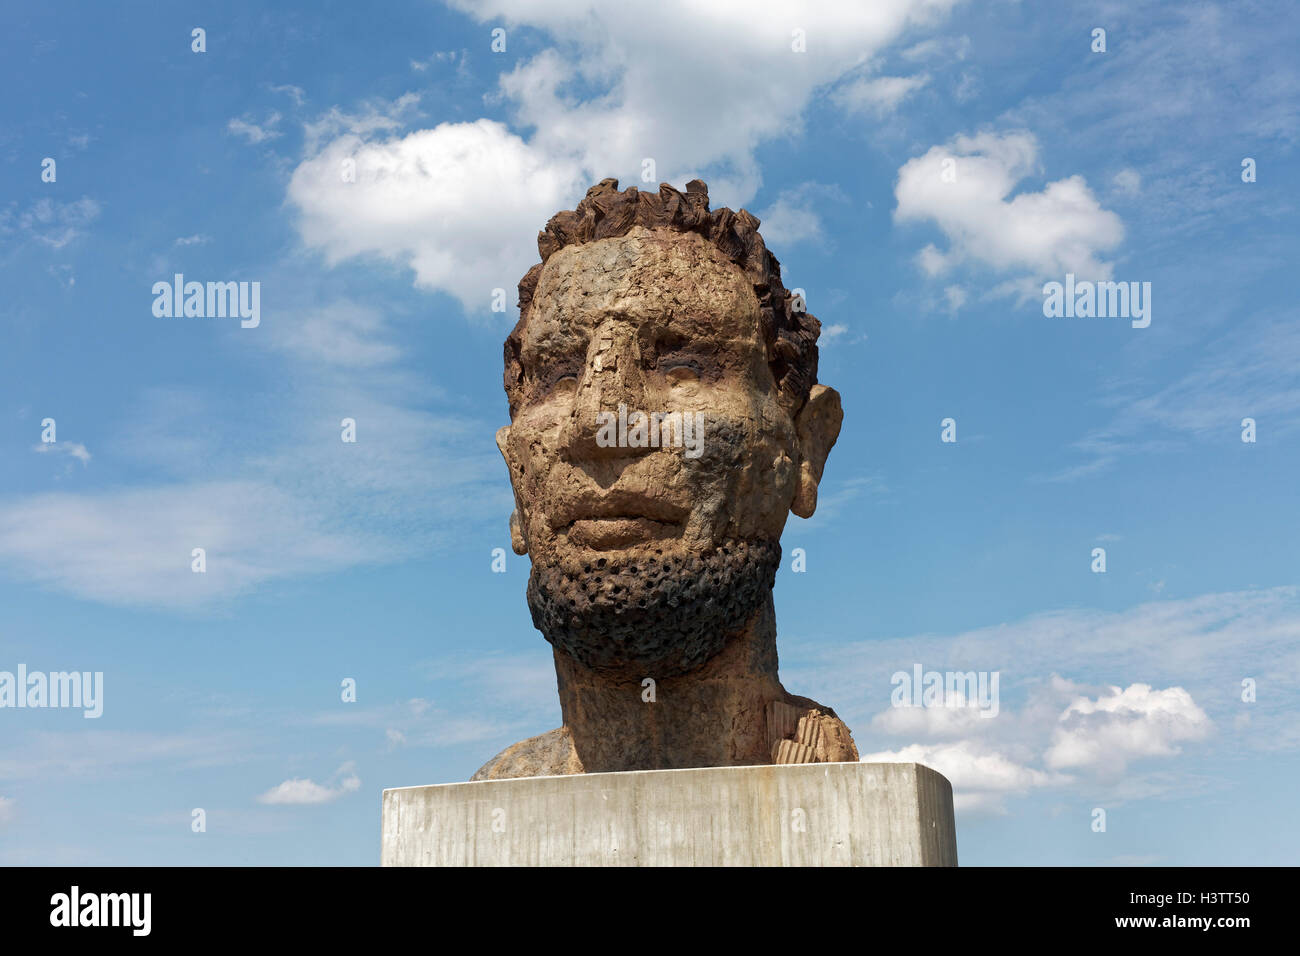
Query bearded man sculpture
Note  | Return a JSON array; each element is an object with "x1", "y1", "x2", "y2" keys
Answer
[{"x1": 474, "y1": 178, "x2": 859, "y2": 779}]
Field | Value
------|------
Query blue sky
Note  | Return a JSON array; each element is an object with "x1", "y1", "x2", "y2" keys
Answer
[{"x1": 1, "y1": 0, "x2": 1297, "y2": 865}]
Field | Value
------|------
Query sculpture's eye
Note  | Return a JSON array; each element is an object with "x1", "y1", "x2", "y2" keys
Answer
[
  {"x1": 547, "y1": 363, "x2": 582, "y2": 395},
  {"x1": 524, "y1": 358, "x2": 581, "y2": 398},
  {"x1": 664, "y1": 364, "x2": 700, "y2": 386},
  {"x1": 653, "y1": 331, "x2": 701, "y2": 385}
]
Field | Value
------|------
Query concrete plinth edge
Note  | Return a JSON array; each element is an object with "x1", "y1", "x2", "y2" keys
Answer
[{"x1": 381, "y1": 761, "x2": 957, "y2": 866}]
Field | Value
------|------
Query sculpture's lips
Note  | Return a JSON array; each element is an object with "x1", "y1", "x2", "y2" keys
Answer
[
  {"x1": 567, "y1": 516, "x2": 679, "y2": 550},
  {"x1": 557, "y1": 496, "x2": 689, "y2": 550},
  {"x1": 555, "y1": 494, "x2": 689, "y2": 529}
]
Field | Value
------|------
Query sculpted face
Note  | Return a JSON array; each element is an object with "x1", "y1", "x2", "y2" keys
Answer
[{"x1": 499, "y1": 225, "x2": 840, "y2": 676}]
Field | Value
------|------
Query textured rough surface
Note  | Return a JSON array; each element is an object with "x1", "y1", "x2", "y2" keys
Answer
[
  {"x1": 478, "y1": 178, "x2": 859, "y2": 779},
  {"x1": 385, "y1": 762, "x2": 958, "y2": 867},
  {"x1": 527, "y1": 538, "x2": 780, "y2": 675}
]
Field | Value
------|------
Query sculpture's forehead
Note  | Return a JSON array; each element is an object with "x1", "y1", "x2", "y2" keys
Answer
[{"x1": 528, "y1": 227, "x2": 761, "y2": 336}]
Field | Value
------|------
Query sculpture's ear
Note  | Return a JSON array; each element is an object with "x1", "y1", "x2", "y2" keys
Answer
[
  {"x1": 497, "y1": 424, "x2": 528, "y2": 555},
  {"x1": 790, "y1": 384, "x2": 842, "y2": 519}
]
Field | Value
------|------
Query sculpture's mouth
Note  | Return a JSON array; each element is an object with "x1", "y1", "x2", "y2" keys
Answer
[
  {"x1": 567, "y1": 516, "x2": 681, "y2": 550},
  {"x1": 557, "y1": 495, "x2": 689, "y2": 550}
]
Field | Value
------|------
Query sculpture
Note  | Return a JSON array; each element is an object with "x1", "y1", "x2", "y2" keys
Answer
[{"x1": 474, "y1": 178, "x2": 858, "y2": 778}]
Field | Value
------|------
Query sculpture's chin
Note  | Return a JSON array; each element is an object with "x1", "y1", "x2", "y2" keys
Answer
[{"x1": 526, "y1": 538, "x2": 781, "y2": 677}]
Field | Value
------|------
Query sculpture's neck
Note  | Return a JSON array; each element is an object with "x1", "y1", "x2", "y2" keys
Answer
[{"x1": 554, "y1": 593, "x2": 786, "y2": 772}]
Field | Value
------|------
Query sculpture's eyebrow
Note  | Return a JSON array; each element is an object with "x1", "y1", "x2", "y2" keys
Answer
[{"x1": 521, "y1": 319, "x2": 588, "y2": 367}]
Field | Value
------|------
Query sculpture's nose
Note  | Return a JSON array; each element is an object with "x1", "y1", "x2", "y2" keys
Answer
[{"x1": 560, "y1": 321, "x2": 649, "y2": 461}]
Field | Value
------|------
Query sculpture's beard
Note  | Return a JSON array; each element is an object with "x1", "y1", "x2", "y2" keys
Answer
[{"x1": 526, "y1": 539, "x2": 781, "y2": 677}]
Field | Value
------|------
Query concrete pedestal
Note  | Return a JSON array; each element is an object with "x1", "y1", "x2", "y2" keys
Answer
[{"x1": 381, "y1": 761, "x2": 957, "y2": 866}]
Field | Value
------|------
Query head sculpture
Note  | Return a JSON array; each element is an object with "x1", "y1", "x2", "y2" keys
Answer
[{"x1": 476, "y1": 178, "x2": 858, "y2": 779}]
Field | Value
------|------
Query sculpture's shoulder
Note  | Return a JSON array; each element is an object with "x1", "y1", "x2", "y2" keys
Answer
[
  {"x1": 471, "y1": 727, "x2": 584, "y2": 781},
  {"x1": 769, "y1": 696, "x2": 859, "y2": 764}
]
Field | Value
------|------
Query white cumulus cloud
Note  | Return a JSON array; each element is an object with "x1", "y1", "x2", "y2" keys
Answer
[
  {"x1": 1045, "y1": 683, "x2": 1212, "y2": 775},
  {"x1": 894, "y1": 130, "x2": 1124, "y2": 286},
  {"x1": 257, "y1": 764, "x2": 361, "y2": 805},
  {"x1": 863, "y1": 741, "x2": 1065, "y2": 813},
  {"x1": 288, "y1": 118, "x2": 584, "y2": 312},
  {"x1": 288, "y1": 0, "x2": 965, "y2": 311}
]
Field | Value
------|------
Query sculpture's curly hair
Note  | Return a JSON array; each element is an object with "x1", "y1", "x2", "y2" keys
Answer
[{"x1": 504, "y1": 178, "x2": 822, "y2": 419}]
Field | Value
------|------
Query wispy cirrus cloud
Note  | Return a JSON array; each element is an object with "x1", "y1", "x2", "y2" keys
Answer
[
  {"x1": 1040, "y1": 314, "x2": 1300, "y2": 481},
  {"x1": 227, "y1": 112, "x2": 283, "y2": 144},
  {"x1": 0, "y1": 198, "x2": 101, "y2": 250},
  {"x1": 33, "y1": 441, "x2": 91, "y2": 465},
  {"x1": 0, "y1": 480, "x2": 393, "y2": 607},
  {"x1": 1002, "y1": 2, "x2": 1300, "y2": 240},
  {"x1": 0, "y1": 226, "x2": 514, "y2": 612},
  {"x1": 0, "y1": 730, "x2": 255, "y2": 782},
  {"x1": 755, "y1": 182, "x2": 849, "y2": 249},
  {"x1": 833, "y1": 71, "x2": 930, "y2": 118}
]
